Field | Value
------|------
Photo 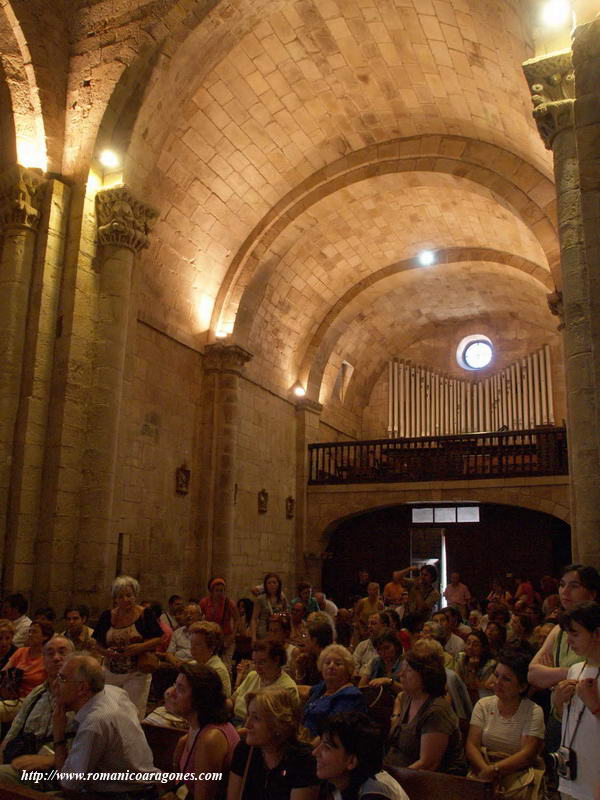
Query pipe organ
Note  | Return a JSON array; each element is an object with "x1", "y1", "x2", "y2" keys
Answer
[{"x1": 387, "y1": 345, "x2": 554, "y2": 437}]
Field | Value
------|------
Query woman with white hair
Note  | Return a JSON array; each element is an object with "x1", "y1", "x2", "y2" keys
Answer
[
  {"x1": 302, "y1": 645, "x2": 367, "y2": 737},
  {"x1": 93, "y1": 574, "x2": 163, "y2": 719}
]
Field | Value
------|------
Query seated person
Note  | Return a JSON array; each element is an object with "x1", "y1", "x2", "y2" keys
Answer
[
  {"x1": 454, "y1": 630, "x2": 496, "y2": 705},
  {"x1": 166, "y1": 663, "x2": 239, "y2": 800},
  {"x1": 302, "y1": 645, "x2": 367, "y2": 738},
  {"x1": 266, "y1": 613, "x2": 296, "y2": 671},
  {"x1": 314, "y1": 711, "x2": 409, "y2": 800},
  {"x1": 227, "y1": 686, "x2": 319, "y2": 800},
  {"x1": 61, "y1": 605, "x2": 95, "y2": 652},
  {"x1": 431, "y1": 611, "x2": 464, "y2": 657},
  {"x1": 359, "y1": 631, "x2": 403, "y2": 692},
  {"x1": 231, "y1": 640, "x2": 298, "y2": 727},
  {"x1": 385, "y1": 649, "x2": 466, "y2": 774},
  {"x1": 52, "y1": 654, "x2": 161, "y2": 794},
  {"x1": 0, "y1": 636, "x2": 75, "y2": 788},
  {"x1": 353, "y1": 612, "x2": 390, "y2": 678},
  {"x1": 165, "y1": 602, "x2": 203, "y2": 667},
  {"x1": 189, "y1": 621, "x2": 231, "y2": 697},
  {"x1": 0, "y1": 619, "x2": 16, "y2": 670},
  {"x1": 466, "y1": 650, "x2": 544, "y2": 796},
  {"x1": 292, "y1": 620, "x2": 334, "y2": 687},
  {"x1": 0, "y1": 621, "x2": 53, "y2": 723},
  {"x1": 411, "y1": 638, "x2": 473, "y2": 723}
]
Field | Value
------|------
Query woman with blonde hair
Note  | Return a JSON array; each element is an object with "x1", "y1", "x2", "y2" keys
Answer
[
  {"x1": 227, "y1": 686, "x2": 319, "y2": 800},
  {"x1": 302, "y1": 644, "x2": 367, "y2": 737}
]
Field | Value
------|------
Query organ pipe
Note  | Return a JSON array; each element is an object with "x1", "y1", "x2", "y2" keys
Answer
[{"x1": 387, "y1": 345, "x2": 555, "y2": 437}]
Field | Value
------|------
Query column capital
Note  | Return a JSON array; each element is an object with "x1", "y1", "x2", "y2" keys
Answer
[
  {"x1": 0, "y1": 165, "x2": 46, "y2": 232},
  {"x1": 95, "y1": 186, "x2": 157, "y2": 253},
  {"x1": 523, "y1": 50, "x2": 575, "y2": 149},
  {"x1": 203, "y1": 342, "x2": 253, "y2": 373},
  {"x1": 547, "y1": 289, "x2": 565, "y2": 331}
]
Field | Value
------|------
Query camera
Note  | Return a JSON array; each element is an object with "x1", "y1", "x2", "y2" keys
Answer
[{"x1": 545, "y1": 745, "x2": 577, "y2": 781}]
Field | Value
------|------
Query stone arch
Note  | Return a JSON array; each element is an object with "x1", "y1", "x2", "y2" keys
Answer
[
  {"x1": 0, "y1": 1, "x2": 68, "y2": 173},
  {"x1": 307, "y1": 481, "x2": 571, "y2": 554},
  {"x1": 0, "y1": 65, "x2": 17, "y2": 170},
  {"x1": 298, "y1": 248, "x2": 553, "y2": 399},
  {"x1": 214, "y1": 136, "x2": 559, "y2": 338}
]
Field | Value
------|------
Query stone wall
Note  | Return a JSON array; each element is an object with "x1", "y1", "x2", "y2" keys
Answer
[
  {"x1": 231, "y1": 377, "x2": 297, "y2": 598},
  {"x1": 112, "y1": 321, "x2": 203, "y2": 606}
]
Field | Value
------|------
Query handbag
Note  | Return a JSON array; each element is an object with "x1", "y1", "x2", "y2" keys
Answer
[
  {"x1": 0, "y1": 667, "x2": 24, "y2": 700},
  {"x1": 137, "y1": 651, "x2": 159, "y2": 674},
  {"x1": 3, "y1": 689, "x2": 45, "y2": 763},
  {"x1": 467, "y1": 748, "x2": 544, "y2": 800}
]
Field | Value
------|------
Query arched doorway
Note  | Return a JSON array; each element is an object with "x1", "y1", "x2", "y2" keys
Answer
[{"x1": 321, "y1": 503, "x2": 571, "y2": 607}]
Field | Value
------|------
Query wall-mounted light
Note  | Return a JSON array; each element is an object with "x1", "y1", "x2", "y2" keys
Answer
[
  {"x1": 99, "y1": 149, "x2": 120, "y2": 170},
  {"x1": 293, "y1": 384, "x2": 306, "y2": 397},
  {"x1": 215, "y1": 330, "x2": 228, "y2": 339},
  {"x1": 418, "y1": 250, "x2": 436, "y2": 267},
  {"x1": 540, "y1": 0, "x2": 572, "y2": 27}
]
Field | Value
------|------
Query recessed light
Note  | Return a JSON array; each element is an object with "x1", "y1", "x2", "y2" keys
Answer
[{"x1": 418, "y1": 250, "x2": 435, "y2": 267}]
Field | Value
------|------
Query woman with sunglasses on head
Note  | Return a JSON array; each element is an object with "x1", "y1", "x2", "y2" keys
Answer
[
  {"x1": 227, "y1": 686, "x2": 319, "y2": 800},
  {"x1": 553, "y1": 602, "x2": 600, "y2": 800},
  {"x1": 200, "y1": 578, "x2": 240, "y2": 668}
]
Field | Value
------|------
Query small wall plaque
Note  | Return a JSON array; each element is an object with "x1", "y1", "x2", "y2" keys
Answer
[
  {"x1": 285, "y1": 496, "x2": 295, "y2": 519},
  {"x1": 175, "y1": 465, "x2": 191, "y2": 495},
  {"x1": 258, "y1": 488, "x2": 268, "y2": 513}
]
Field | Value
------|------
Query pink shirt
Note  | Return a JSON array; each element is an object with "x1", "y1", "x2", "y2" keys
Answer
[
  {"x1": 179, "y1": 722, "x2": 240, "y2": 794},
  {"x1": 444, "y1": 582, "x2": 471, "y2": 607}
]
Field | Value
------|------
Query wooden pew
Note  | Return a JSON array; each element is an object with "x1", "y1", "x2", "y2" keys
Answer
[
  {"x1": 142, "y1": 721, "x2": 185, "y2": 772},
  {"x1": 387, "y1": 766, "x2": 495, "y2": 800}
]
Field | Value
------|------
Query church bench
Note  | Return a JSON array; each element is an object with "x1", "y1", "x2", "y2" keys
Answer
[
  {"x1": 142, "y1": 721, "x2": 185, "y2": 772},
  {"x1": 387, "y1": 766, "x2": 495, "y2": 800}
]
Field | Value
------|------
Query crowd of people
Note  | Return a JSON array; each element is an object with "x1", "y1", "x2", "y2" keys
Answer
[{"x1": 0, "y1": 563, "x2": 597, "y2": 800}]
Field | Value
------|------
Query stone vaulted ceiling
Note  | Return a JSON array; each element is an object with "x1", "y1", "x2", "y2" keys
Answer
[{"x1": 112, "y1": 0, "x2": 558, "y2": 408}]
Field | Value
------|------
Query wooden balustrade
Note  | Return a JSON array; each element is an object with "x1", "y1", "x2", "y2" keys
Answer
[{"x1": 308, "y1": 427, "x2": 568, "y2": 485}]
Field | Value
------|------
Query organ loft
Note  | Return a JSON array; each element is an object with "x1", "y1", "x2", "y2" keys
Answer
[{"x1": 0, "y1": 0, "x2": 599, "y2": 612}]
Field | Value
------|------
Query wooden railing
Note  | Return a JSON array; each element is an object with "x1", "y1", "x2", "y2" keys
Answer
[{"x1": 308, "y1": 427, "x2": 568, "y2": 485}]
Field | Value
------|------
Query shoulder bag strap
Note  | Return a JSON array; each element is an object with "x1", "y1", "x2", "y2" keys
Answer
[{"x1": 237, "y1": 745, "x2": 254, "y2": 800}]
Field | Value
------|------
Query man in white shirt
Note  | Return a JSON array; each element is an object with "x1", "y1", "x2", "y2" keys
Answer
[
  {"x1": 53, "y1": 655, "x2": 161, "y2": 794},
  {"x1": 314, "y1": 592, "x2": 338, "y2": 624},
  {"x1": 159, "y1": 594, "x2": 184, "y2": 632},
  {"x1": 353, "y1": 612, "x2": 390, "y2": 677},
  {"x1": 431, "y1": 610, "x2": 464, "y2": 657},
  {"x1": 164, "y1": 602, "x2": 202, "y2": 666},
  {"x1": 1, "y1": 594, "x2": 32, "y2": 648}
]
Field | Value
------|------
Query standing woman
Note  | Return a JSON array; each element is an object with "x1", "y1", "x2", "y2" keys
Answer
[
  {"x1": 251, "y1": 573, "x2": 288, "y2": 642},
  {"x1": 93, "y1": 574, "x2": 163, "y2": 719},
  {"x1": 166, "y1": 663, "x2": 240, "y2": 800},
  {"x1": 227, "y1": 686, "x2": 319, "y2": 800},
  {"x1": 553, "y1": 602, "x2": 600, "y2": 800},
  {"x1": 200, "y1": 578, "x2": 240, "y2": 667}
]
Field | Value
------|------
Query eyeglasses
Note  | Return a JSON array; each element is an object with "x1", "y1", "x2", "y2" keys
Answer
[{"x1": 57, "y1": 674, "x2": 82, "y2": 684}]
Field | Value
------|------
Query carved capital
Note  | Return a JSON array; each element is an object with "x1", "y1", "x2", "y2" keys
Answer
[
  {"x1": 95, "y1": 186, "x2": 157, "y2": 253},
  {"x1": 204, "y1": 342, "x2": 253, "y2": 374},
  {"x1": 523, "y1": 50, "x2": 576, "y2": 149},
  {"x1": 0, "y1": 165, "x2": 46, "y2": 232},
  {"x1": 547, "y1": 289, "x2": 565, "y2": 330}
]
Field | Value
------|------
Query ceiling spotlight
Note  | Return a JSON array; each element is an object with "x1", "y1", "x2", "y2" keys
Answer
[
  {"x1": 540, "y1": 0, "x2": 572, "y2": 27},
  {"x1": 418, "y1": 250, "x2": 436, "y2": 267},
  {"x1": 293, "y1": 384, "x2": 306, "y2": 397},
  {"x1": 99, "y1": 149, "x2": 120, "y2": 169}
]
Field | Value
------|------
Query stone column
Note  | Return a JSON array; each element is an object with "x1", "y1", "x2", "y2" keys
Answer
[
  {"x1": 202, "y1": 343, "x2": 252, "y2": 586},
  {"x1": 0, "y1": 165, "x2": 46, "y2": 583},
  {"x1": 572, "y1": 17, "x2": 600, "y2": 566},
  {"x1": 74, "y1": 187, "x2": 156, "y2": 597},
  {"x1": 294, "y1": 398, "x2": 322, "y2": 586},
  {"x1": 524, "y1": 50, "x2": 600, "y2": 566}
]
